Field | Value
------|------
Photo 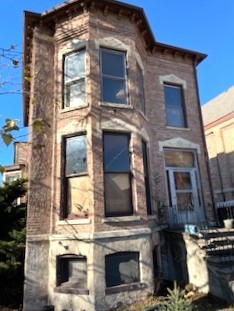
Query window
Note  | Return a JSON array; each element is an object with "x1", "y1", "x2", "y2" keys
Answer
[
  {"x1": 100, "y1": 48, "x2": 128, "y2": 105},
  {"x1": 105, "y1": 252, "x2": 140, "y2": 287},
  {"x1": 137, "y1": 65, "x2": 145, "y2": 114},
  {"x1": 142, "y1": 141, "x2": 152, "y2": 214},
  {"x1": 57, "y1": 255, "x2": 87, "y2": 289},
  {"x1": 164, "y1": 84, "x2": 186, "y2": 128},
  {"x1": 64, "y1": 49, "x2": 86, "y2": 108},
  {"x1": 63, "y1": 135, "x2": 88, "y2": 218},
  {"x1": 4, "y1": 172, "x2": 21, "y2": 183},
  {"x1": 103, "y1": 133, "x2": 132, "y2": 216}
]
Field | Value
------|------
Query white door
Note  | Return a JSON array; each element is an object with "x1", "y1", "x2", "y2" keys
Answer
[{"x1": 167, "y1": 168, "x2": 201, "y2": 224}]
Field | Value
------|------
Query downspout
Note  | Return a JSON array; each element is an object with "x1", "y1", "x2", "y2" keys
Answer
[{"x1": 193, "y1": 63, "x2": 217, "y2": 224}]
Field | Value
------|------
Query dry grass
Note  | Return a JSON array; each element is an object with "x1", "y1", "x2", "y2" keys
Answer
[{"x1": 110, "y1": 293, "x2": 234, "y2": 311}]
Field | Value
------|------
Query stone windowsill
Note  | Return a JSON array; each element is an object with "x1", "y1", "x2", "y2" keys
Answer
[
  {"x1": 102, "y1": 215, "x2": 141, "y2": 223},
  {"x1": 105, "y1": 282, "x2": 147, "y2": 295},
  {"x1": 147, "y1": 214, "x2": 157, "y2": 220},
  {"x1": 166, "y1": 126, "x2": 190, "y2": 131},
  {"x1": 57, "y1": 218, "x2": 91, "y2": 225},
  {"x1": 60, "y1": 104, "x2": 89, "y2": 113},
  {"x1": 54, "y1": 286, "x2": 89, "y2": 295},
  {"x1": 99, "y1": 101, "x2": 133, "y2": 110}
]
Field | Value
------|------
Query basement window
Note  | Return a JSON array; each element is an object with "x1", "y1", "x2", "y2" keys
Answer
[
  {"x1": 56, "y1": 255, "x2": 88, "y2": 294},
  {"x1": 105, "y1": 252, "x2": 140, "y2": 288}
]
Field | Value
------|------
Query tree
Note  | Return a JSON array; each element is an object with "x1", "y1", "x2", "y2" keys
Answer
[
  {"x1": 0, "y1": 179, "x2": 27, "y2": 307},
  {"x1": 0, "y1": 46, "x2": 23, "y2": 167}
]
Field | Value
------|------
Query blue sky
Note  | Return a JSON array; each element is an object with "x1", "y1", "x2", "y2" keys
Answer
[{"x1": 0, "y1": 0, "x2": 234, "y2": 168}]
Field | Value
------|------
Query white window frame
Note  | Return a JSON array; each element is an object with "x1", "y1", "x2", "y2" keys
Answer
[{"x1": 63, "y1": 49, "x2": 86, "y2": 109}]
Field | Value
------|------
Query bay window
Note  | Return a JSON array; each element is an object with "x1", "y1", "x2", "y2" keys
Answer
[
  {"x1": 63, "y1": 49, "x2": 86, "y2": 108},
  {"x1": 63, "y1": 134, "x2": 88, "y2": 218},
  {"x1": 103, "y1": 133, "x2": 132, "y2": 216},
  {"x1": 100, "y1": 48, "x2": 128, "y2": 105}
]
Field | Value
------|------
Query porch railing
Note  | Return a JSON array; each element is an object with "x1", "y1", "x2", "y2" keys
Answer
[
  {"x1": 216, "y1": 200, "x2": 234, "y2": 226},
  {"x1": 159, "y1": 201, "x2": 234, "y2": 230}
]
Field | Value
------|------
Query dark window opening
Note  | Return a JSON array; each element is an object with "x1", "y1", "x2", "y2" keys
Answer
[
  {"x1": 56, "y1": 255, "x2": 87, "y2": 289},
  {"x1": 137, "y1": 65, "x2": 145, "y2": 114},
  {"x1": 105, "y1": 252, "x2": 140, "y2": 287},
  {"x1": 142, "y1": 141, "x2": 152, "y2": 214}
]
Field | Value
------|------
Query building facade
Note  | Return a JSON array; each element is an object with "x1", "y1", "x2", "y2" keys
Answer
[
  {"x1": 202, "y1": 86, "x2": 234, "y2": 203},
  {"x1": 3, "y1": 142, "x2": 28, "y2": 183},
  {"x1": 23, "y1": 1, "x2": 214, "y2": 310}
]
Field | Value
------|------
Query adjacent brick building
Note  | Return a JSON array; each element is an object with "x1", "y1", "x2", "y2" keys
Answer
[
  {"x1": 202, "y1": 86, "x2": 234, "y2": 203},
  {"x1": 23, "y1": 0, "x2": 214, "y2": 310},
  {"x1": 3, "y1": 142, "x2": 28, "y2": 184}
]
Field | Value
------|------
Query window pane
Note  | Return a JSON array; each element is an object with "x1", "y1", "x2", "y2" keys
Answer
[
  {"x1": 101, "y1": 50, "x2": 125, "y2": 78},
  {"x1": 105, "y1": 173, "x2": 131, "y2": 215},
  {"x1": 67, "y1": 176, "x2": 89, "y2": 216},
  {"x1": 102, "y1": 78, "x2": 127, "y2": 104},
  {"x1": 164, "y1": 84, "x2": 185, "y2": 127},
  {"x1": 104, "y1": 134, "x2": 129, "y2": 172},
  {"x1": 142, "y1": 141, "x2": 151, "y2": 214},
  {"x1": 137, "y1": 66, "x2": 145, "y2": 113},
  {"x1": 174, "y1": 172, "x2": 192, "y2": 190},
  {"x1": 166, "y1": 106, "x2": 185, "y2": 128},
  {"x1": 5, "y1": 173, "x2": 20, "y2": 183},
  {"x1": 65, "y1": 50, "x2": 85, "y2": 82},
  {"x1": 165, "y1": 151, "x2": 194, "y2": 168},
  {"x1": 105, "y1": 252, "x2": 140, "y2": 287},
  {"x1": 164, "y1": 85, "x2": 182, "y2": 107},
  {"x1": 66, "y1": 136, "x2": 87, "y2": 175},
  {"x1": 177, "y1": 193, "x2": 194, "y2": 211},
  {"x1": 65, "y1": 78, "x2": 86, "y2": 107}
]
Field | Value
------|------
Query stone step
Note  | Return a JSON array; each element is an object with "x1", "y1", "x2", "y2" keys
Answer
[
  {"x1": 205, "y1": 244, "x2": 234, "y2": 256},
  {"x1": 205, "y1": 254, "x2": 234, "y2": 264},
  {"x1": 199, "y1": 228, "x2": 234, "y2": 239}
]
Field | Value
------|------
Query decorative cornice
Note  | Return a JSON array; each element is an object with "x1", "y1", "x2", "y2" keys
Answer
[
  {"x1": 159, "y1": 137, "x2": 201, "y2": 154},
  {"x1": 159, "y1": 74, "x2": 187, "y2": 89}
]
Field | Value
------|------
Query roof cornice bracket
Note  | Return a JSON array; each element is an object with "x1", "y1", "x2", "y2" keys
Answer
[
  {"x1": 117, "y1": 9, "x2": 123, "y2": 20},
  {"x1": 80, "y1": 2, "x2": 88, "y2": 13},
  {"x1": 103, "y1": 5, "x2": 109, "y2": 16},
  {"x1": 90, "y1": 1, "x2": 95, "y2": 11}
]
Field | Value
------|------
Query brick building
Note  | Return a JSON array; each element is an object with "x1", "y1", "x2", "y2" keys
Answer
[
  {"x1": 202, "y1": 86, "x2": 234, "y2": 203},
  {"x1": 23, "y1": 0, "x2": 214, "y2": 310},
  {"x1": 3, "y1": 142, "x2": 28, "y2": 184}
]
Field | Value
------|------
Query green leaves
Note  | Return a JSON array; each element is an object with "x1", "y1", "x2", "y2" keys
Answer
[
  {"x1": 32, "y1": 118, "x2": 44, "y2": 133},
  {"x1": 0, "y1": 166, "x2": 5, "y2": 174},
  {"x1": 1, "y1": 118, "x2": 19, "y2": 147},
  {"x1": 3, "y1": 119, "x2": 19, "y2": 132},
  {"x1": 2, "y1": 133, "x2": 13, "y2": 146}
]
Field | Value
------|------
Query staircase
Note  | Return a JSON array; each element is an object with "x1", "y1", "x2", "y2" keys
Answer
[
  {"x1": 193, "y1": 228, "x2": 234, "y2": 303},
  {"x1": 198, "y1": 228, "x2": 234, "y2": 260}
]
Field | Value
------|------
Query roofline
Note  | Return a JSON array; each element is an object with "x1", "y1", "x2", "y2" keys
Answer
[{"x1": 23, "y1": 0, "x2": 207, "y2": 125}]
